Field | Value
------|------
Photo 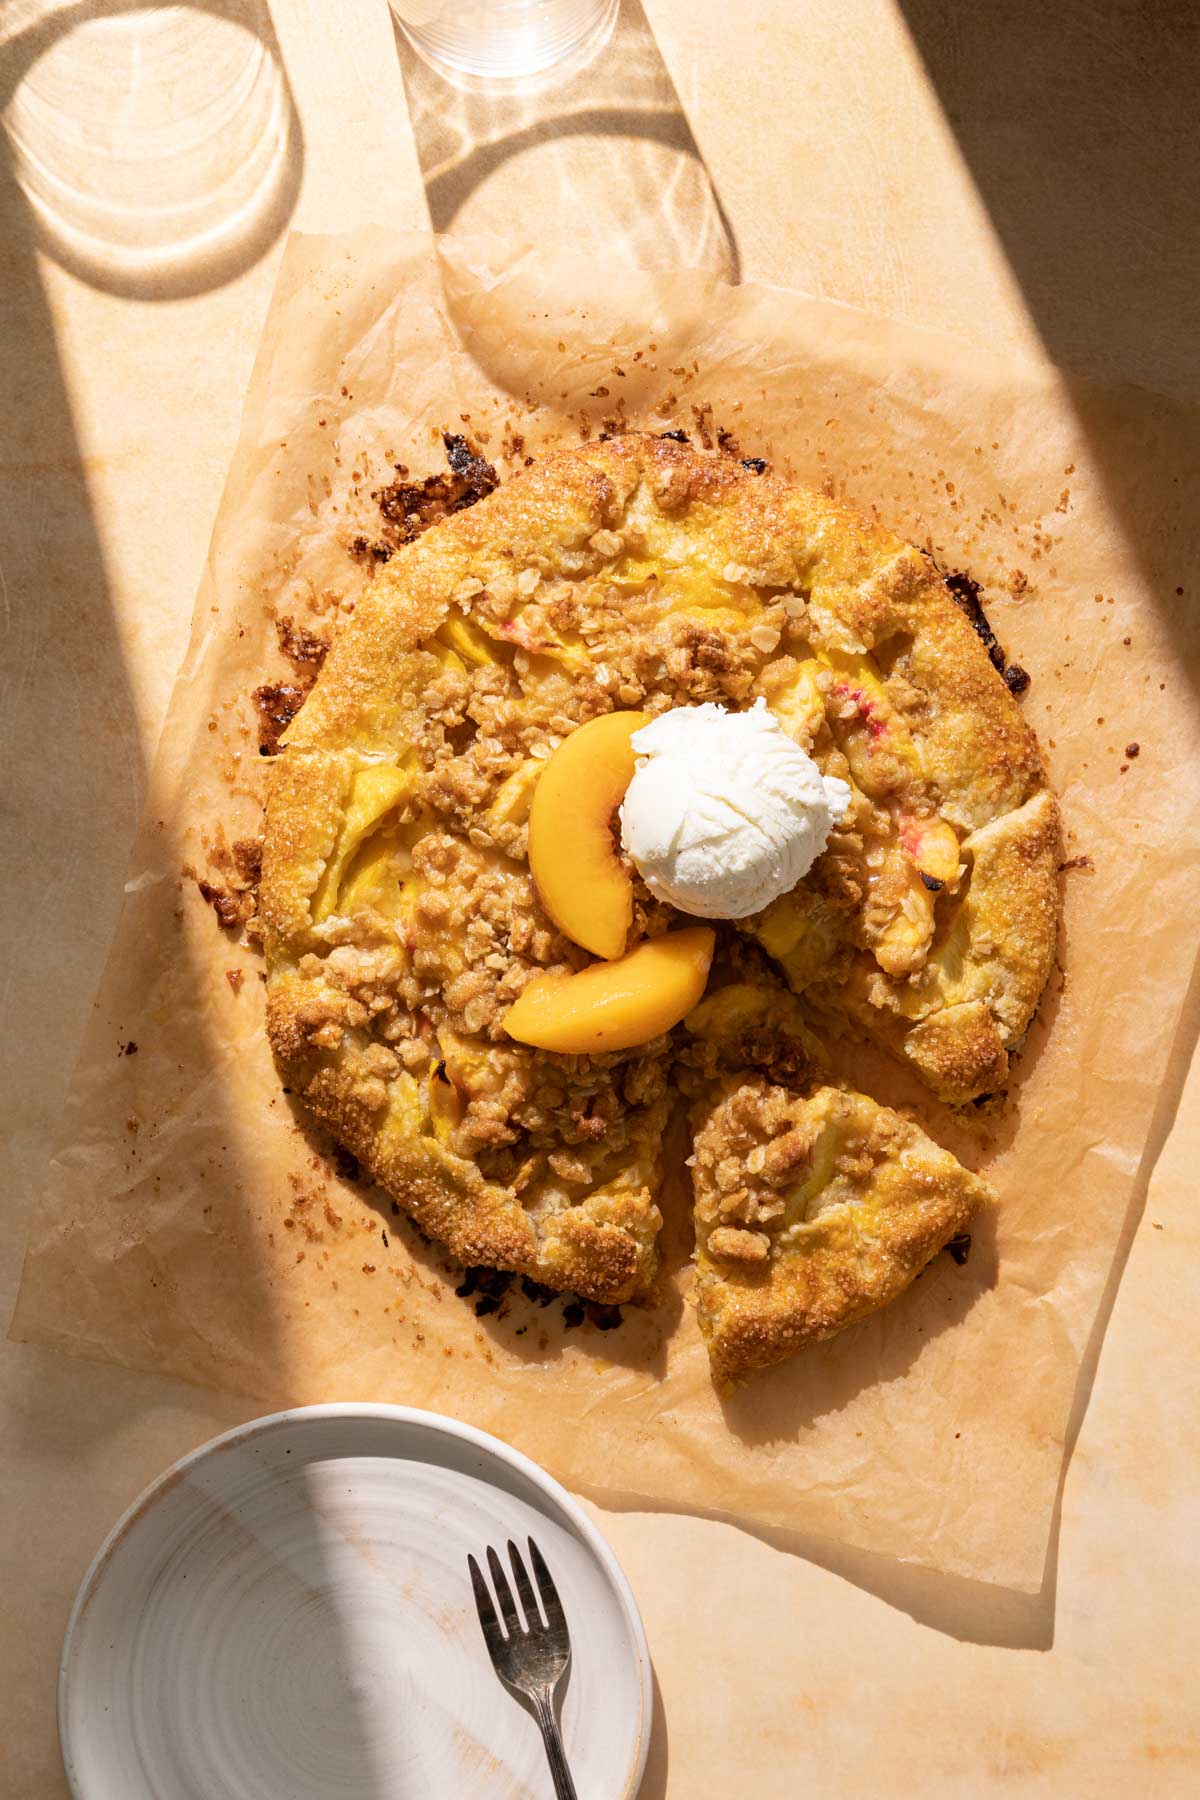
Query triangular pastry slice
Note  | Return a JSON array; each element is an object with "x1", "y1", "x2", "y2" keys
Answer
[{"x1": 689, "y1": 1076, "x2": 991, "y2": 1384}]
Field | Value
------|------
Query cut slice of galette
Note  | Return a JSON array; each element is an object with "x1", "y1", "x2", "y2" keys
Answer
[{"x1": 689, "y1": 1075, "x2": 990, "y2": 1384}]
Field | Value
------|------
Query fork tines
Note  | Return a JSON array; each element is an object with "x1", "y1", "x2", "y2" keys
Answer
[{"x1": 468, "y1": 1536, "x2": 571, "y2": 1668}]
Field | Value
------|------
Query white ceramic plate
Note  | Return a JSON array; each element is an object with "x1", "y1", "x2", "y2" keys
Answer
[{"x1": 59, "y1": 1405, "x2": 651, "y2": 1799}]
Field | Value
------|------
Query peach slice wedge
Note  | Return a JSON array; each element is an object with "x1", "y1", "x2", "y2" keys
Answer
[
  {"x1": 312, "y1": 762, "x2": 412, "y2": 921},
  {"x1": 503, "y1": 927, "x2": 716, "y2": 1055},
  {"x1": 900, "y1": 814, "x2": 960, "y2": 889},
  {"x1": 527, "y1": 710, "x2": 651, "y2": 960}
]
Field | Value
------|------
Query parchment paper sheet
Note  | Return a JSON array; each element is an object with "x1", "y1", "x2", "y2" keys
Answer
[{"x1": 14, "y1": 230, "x2": 1200, "y2": 1590}]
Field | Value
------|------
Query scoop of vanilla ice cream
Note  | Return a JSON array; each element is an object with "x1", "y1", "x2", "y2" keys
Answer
[{"x1": 618, "y1": 700, "x2": 850, "y2": 920}]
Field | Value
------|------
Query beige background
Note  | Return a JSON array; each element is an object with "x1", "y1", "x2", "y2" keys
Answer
[{"x1": 3, "y1": 2, "x2": 1198, "y2": 1794}]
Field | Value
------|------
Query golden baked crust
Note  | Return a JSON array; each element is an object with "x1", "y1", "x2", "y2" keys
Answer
[
  {"x1": 690, "y1": 1076, "x2": 990, "y2": 1385},
  {"x1": 260, "y1": 432, "x2": 1057, "y2": 1336}
]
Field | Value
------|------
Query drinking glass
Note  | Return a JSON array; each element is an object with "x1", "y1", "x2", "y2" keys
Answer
[{"x1": 389, "y1": 0, "x2": 619, "y2": 91}]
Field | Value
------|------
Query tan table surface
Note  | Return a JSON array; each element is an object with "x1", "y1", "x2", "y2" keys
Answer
[{"x1": 3, "y1": 3, "x2": 1198, "y2": 1794}]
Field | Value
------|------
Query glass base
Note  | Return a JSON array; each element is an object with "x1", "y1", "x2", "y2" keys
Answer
[{"x1": 393, "y1": 0, "x2": 619, "y2": 96}]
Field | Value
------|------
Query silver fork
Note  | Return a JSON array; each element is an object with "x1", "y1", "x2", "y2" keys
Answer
[{"x1": 468, "y1": 1537, "x2": 579, "y2": 1800}]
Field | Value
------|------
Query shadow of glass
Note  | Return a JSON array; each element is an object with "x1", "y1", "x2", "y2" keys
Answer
[
  {"x1": 0, "y1": 0, "x2": 303, "y2": 300},
  {"x1": 394, "y1": 0, "x2": 740, "y2": 281}
]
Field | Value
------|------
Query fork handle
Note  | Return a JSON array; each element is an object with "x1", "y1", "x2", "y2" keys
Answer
[{"x1": 531, "y1": 1689, "x2": 579, "y2": 1800}]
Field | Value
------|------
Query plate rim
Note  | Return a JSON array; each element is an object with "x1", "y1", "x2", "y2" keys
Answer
[{"x1": 58, "y1": 1401, "x2": 653, "y2": 1800}]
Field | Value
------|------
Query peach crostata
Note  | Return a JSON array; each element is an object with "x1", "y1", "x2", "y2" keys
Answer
[{"x1": 260, "y1": 433, "x2": 1059, "y2": 1383}]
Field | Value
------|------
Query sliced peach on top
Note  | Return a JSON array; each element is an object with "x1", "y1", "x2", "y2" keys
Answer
[
  {"x1": 503, "y1": 927, "x2": 715, "y2": 1055},
  {"x1": 527, "y1": 710, "x2": 651, "y2": 960}
]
